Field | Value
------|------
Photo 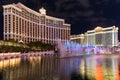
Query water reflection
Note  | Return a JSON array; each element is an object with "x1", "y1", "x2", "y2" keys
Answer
[
  {"x1": 81, "y1": 55, "x2": 120, "y2": 80},
  {"x1": 0, "y1": 55, "x2": 119, "y2": 80}
]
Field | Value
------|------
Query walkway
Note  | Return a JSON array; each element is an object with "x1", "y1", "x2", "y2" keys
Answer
[{"x1": 0, "y1": 51, "x2": 54, "y2": 60}]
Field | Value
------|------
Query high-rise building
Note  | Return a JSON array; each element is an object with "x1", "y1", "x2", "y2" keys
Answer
[
  {"x1": 70, "y1": 26, "x2": 118, "y2": 47},
  {"x1": 85, "y1": 26, "x2": 118, "y2": 47},
  {"x1": 3, "y1": 3, "x2": 71, "y2": 44}
]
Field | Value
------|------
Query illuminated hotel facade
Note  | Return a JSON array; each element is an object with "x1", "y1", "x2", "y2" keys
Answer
[
  {"x1": 70, "y1": 34, "x2": 85, "y2": 45},
  {"x1": 3, "y1": 3, "x2": 70, "y2": 44},
  {"x1": 70, "y1": 26, "x2": 118, "y2": 47},
  {"x1": 85, "y1": 26, "x2": 118, "y2": 47}
]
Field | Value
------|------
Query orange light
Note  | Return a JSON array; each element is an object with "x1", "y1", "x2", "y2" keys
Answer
[{"x1": 95, "y1": 63, "x2": 104, "y2": 80}]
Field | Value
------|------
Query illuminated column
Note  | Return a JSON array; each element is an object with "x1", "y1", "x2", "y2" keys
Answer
[
  {"x1": 49, "y1": 28, "x2": 51, "y2": 43},
  {"x1": 115, "y1": 27, "x2": 118, "y2": 46},
  {"x1": 14, "y1": 15, "x2": 17, "y2": 40},
  {"x1": 48, "y1": 27, "x2": 50, "y2": 43},
  {"x1": 6, "y1": 15, "x2": 9, "y2": 40},
  {"x1": 11, "y1": 14, "x2": 13, "y2": 39},
  {"x1": 65, "y1": 29, "x2": 67, "y2": 40},
  {"x1": 31, "y1": 23, "x2": 33, "y2": 42},
  {"x1": 50, "y1": 27, "x2": 52, "y2": 44},
  {"x1": 29, "y1": 22, "x2": 31, "y2": 43},
  {"x1": 54, "y1": 28, "x2": 56, "y2": 44},
  {"x1": 59, "y1": 29, "x2": 61, "y2": 40},
  {"x1": 17, "y1": 17, "x2": 19, "y2": 40},
  {"x1": 37, "y1": 25, "x2": 39, "y2": 41},
  {"x1": 68, "y1": 29, "x2": 70, "y2": 40},
  {"x1": 68, "y1": 29, "x2": 69, "y2": 40},
  {"x1": 62, "y1": 29, "x2": 64, "y2": 40},
  {"x1": 50, "y1": 28, "x2": 52, "y2": 44},
  {"x1": 54, "y1": 28, "x2": 55, "y2": 43},
  {"x1": 52, "y1": 28, "x2": 54, "y2": 43},
  {"x1": 66, "y1": 29, "x2": 67, "y2": 40},
  {"x1": 39, "y1": 25, "x2": 41, "y2": 41},
  {"x1": 63, "y1": 29, "x2": 65, "y2": 41},
  {"x1": 35, "y1": 24, "x2": 37, "y2": 41},
  {"x1": 44, "y1": 26, "x2": 45, "y2": 42},
  {"x1": 33, "y1": 21, "x2": 35, "y2": 40},
  {"x1": 58, "y1": 28, "x2": 60, "y2": 40},
  {"x1": 41, "y1": 25, "x2": 44, "y2": 43},
  {"x1": 3, "y1": 8, "x2": 5, "y2": 39},
  {"x1": 27, "y1": 21, "x2": 29, "y2": 42},
  {"x1": 20, "y1": 17, "x2": 22, "y2": 41},
  {"x1": 24, "y1": 19, "x2": 25, "y2": 42},
  {"x1": 36, "y1": 24, "x2": 38, "y2": 41},
  {"x1": 41, "y1": 25, "x2": 43, "y2": 42},
  {"x1": 58, "y1": 29, "x2": 60, "y2": 39},
  {"x1": 45, "y1": 26, "x2": 47, "y2": 43},
  {"x1": 64, "y1": 29, "x2": 66, "y2": 40},
  {"x1": 61, "y1": 29, "x2": 63, "y2": 40},
  {"x1": 34, "y1": 24, "x2": 36, "y2": 41},
  {"x1": 16, "y1": 16, "x2": 18, "y2": 41},
  {"x1": 25, "y1": 20, "x2": 26, "y2": 42},
  {"x1": 66, "y1": 29, "x2": 68, "y2": 40},
  {"x1": 27, "y1": 17, "x2": 29, "y2": 43},
  {"x1": 3, "y1": 14, "x2": 6, "y2": 40}
]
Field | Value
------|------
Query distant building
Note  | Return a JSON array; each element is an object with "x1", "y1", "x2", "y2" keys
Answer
[
  {"x1": 70, "y1": 26, "x2": 118, "y2": 47},
  {"x1": 70, "y1": 34, "x2": 85, "y2": 45},
  {"x1": 3, "y1": 3, "x2": 71, "y2": 44},
  {"x1": 85, "y1": 26, "x2": 118, "y2": 47}
]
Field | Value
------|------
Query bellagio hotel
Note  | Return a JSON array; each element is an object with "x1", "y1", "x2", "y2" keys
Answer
[{"x1": 3, "y1": 3, "x2": 71, "y2": 44}]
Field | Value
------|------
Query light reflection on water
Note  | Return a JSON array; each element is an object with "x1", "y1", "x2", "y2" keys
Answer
[{"x1": 0, "y1": 55, "x2": 119, "y2": 80}]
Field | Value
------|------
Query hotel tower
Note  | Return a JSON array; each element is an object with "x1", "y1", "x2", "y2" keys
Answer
[
  {"x1": 3, "y1": 3, "x2": 70, "y2": 44},
  {"x1": 85, "y1": 26, "x2": 118, "y2": 47},
  {"x1": 70, "y1": 26, "x2": 118, "y2": 47}
]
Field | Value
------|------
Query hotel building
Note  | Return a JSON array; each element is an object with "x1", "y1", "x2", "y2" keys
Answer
[
  {"x1": 3, "y1": 3, "x2": 70, "y2": 44},
  {"x1": 70, "y1": 34, "x2": 85, "y2": 45},
  {"x1": 70, "y1": 26, "x2": 118, "y2": 47},
  {"x1": 85, "y1": 26, "x2": 118, "y2": 47}
]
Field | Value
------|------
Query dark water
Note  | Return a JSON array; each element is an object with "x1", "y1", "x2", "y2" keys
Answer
[{"x1": 0, "y1": 55, "x2": 120, "y2": 80}]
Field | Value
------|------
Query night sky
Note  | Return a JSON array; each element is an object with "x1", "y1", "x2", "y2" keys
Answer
[{"x1": 0, "y1": 0, "x2": 120, "y2": 40}]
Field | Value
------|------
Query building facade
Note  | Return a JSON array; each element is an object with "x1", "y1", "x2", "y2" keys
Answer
[
  {"x1": 70, "y1": 26, "x2": 118, "y2": 47},
  {"x1": 70, "y1": 34, "x2": 85, "y2": 45},
  {"x1": 3, "y1": 3, "x2": 70, "y2": 44},
  {"x1": 85, "y1": 26, "x2": 118, "y2": 47}
]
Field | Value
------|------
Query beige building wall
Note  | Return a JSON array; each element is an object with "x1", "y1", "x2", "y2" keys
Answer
[
  {"x1": 70, "y1": 34, "x2": 85, "y2": 45},
  {"x1": 70, "y1": 26, "x2": 118, "y2": 47},
  {"x1": 85, "y1": 26, "x2": 118, "y2": 47},
  {"x1": 3, "y1": 3, "x2": 71, "y2": 44}
]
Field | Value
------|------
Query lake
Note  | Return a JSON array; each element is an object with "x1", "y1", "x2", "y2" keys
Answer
[{"x1": 0, "y1": 54, "x2": 119, "y2": 80}]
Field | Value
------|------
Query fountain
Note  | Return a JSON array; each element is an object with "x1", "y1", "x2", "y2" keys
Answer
[
  {"x1": 56, "y1": 39, "x2": 116, "y2": 58},
  {"x1": 56, "y1": 40, "x2": 84, "y2": 58}
]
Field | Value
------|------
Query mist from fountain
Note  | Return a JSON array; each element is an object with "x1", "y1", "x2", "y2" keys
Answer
[
  {"x1": 56, "y1": 39, "x2": 118, "y2": 57},
  {"x1": 57, "y1": 40, "x2": 84, "y2": 57}
]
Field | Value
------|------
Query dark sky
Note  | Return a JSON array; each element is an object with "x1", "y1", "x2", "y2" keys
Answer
[{"x1": 0, "y1": 0, "x2": 120, "y2": 39}]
